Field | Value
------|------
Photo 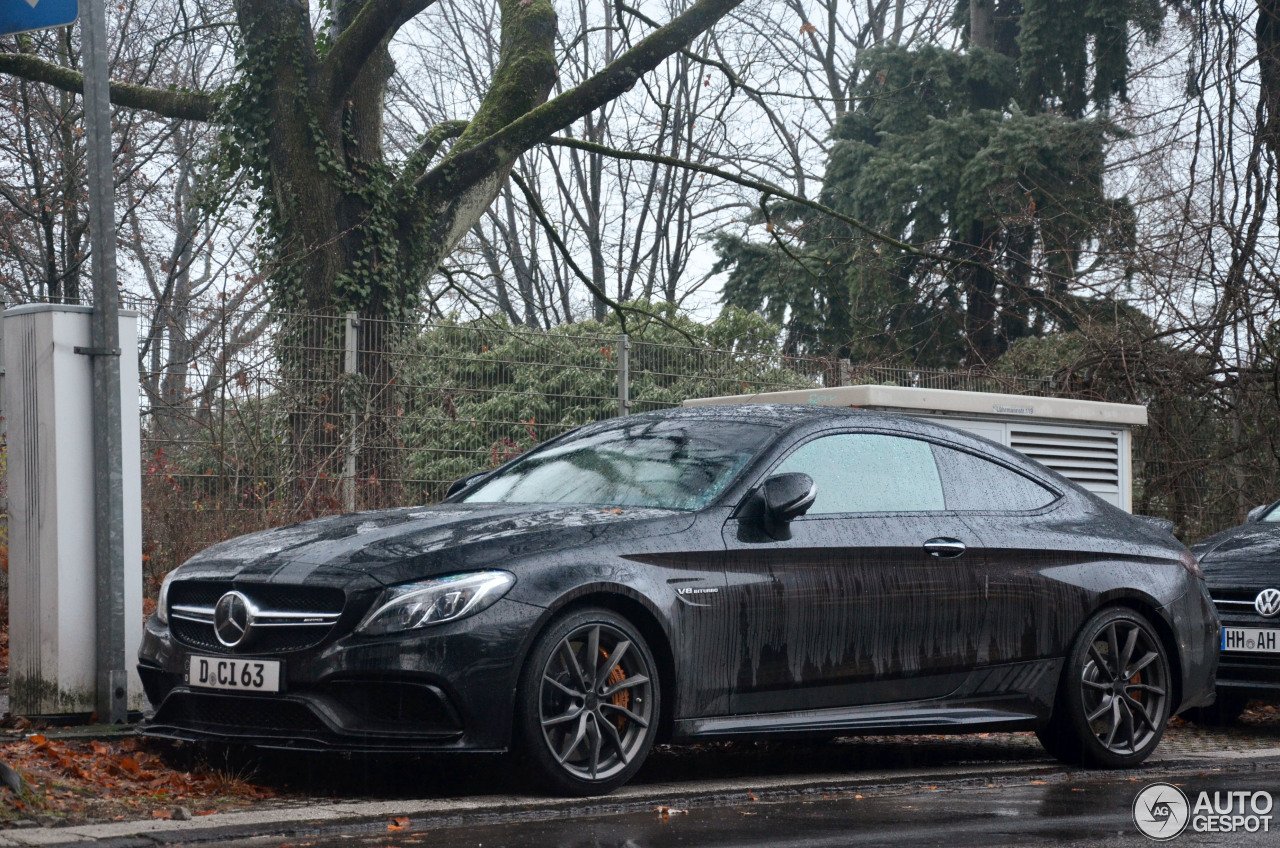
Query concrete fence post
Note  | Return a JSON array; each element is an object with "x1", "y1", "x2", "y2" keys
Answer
[
  {"x1": 343, "y1": 312, "x2": 359, "y2": 513},
  {"x1": 617, "y1": 334, "x2": 630, "y2": 417}
]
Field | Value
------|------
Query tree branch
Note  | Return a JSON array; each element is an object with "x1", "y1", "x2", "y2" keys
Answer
[
  {"x1": 319, "y1": 0, "x2": 440, "y2": 114},
  {"x1": 509, "y1": 170, "x2": 697, "y2": 342},
  {"x1": 394, "y1": 119, "x2": 469, "y2": 197},
  {"x1": 545, "y1": 136, "x2": 972, "y2": 267},
  {"x1": 0, "y1": 51, "x2": 218, "y2": 121},
  {"x1": 417, "y1": 0, "x2": 746, "y2": 199}
]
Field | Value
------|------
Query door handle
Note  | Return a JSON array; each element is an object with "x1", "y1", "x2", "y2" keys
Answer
[{"x1": 924, "y1": 538, "x2": 966, "y2": 558}]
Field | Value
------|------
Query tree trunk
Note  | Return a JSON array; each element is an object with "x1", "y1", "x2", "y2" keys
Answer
[
  {"x1": 969, "y1": 0, "x2": 995, "y2": 50},
  {"x1": 963, "y1": 219, "x2": 1000, "y2": 365},
  {"x1": 1257, "y1": 0, "x2": 1280, "y2": 188}
]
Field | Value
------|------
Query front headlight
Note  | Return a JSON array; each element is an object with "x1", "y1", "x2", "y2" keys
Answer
[
  {"x1": 356, "y1": 571, "x2": 516, "y2": 636},
  {"x1": 155, "y1": 571, "x2": 176, "y2": 625}
]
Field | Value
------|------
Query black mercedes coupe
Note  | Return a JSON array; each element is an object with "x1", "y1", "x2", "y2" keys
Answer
[
  {"x1": 138, "y1": 405, "x2": 1218, "y2": 795},
  {"x1": 1189, "y1": 501, "x2": 1280, "y2": 723}
]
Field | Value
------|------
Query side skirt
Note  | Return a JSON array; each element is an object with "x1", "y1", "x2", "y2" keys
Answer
[{"x1": 675, "y1": 658, "x2": 1063, "y2": 740}]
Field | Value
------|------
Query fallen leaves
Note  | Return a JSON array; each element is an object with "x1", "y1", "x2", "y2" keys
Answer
[
  {"x1": 387, "y1": 816, "x2": 410, "y2": 831},
  {"x1": 655, "y1": 805, "x2": 688, "y2": 818},
  {"x1": 0, "y1": 734, "x2": 274, "y2": 825}
]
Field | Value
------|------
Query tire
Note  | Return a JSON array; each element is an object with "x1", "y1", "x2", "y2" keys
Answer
[
  {"x1": 1185, "y1": 691, "x2": 1249, "y2": 727},
  {"x1": 1036, "y1": 607, "x2": 1173, "y2": 768},
  {"x1": 515, "y1": 607, "x2": 661, "y2": 796}
]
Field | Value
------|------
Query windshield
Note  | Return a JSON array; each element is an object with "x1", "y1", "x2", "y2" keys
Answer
[{"x1": 461, "y1": 419, "x2": 775, "y2": 510}]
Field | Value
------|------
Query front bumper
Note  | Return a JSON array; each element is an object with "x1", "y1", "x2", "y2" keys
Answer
[
  {"x1": 137, "y1": 597, "x2": 545, "y2": 753},
  {"x1": 1162, "y1": 580, "x2": 1219, "y2": 712},
  {"x1": 1213, "y1": 615, "x2": 1280, "y2": 694},
  {"x1": 1216, "y1": 655, "x2": 1280, "y2": 693}
]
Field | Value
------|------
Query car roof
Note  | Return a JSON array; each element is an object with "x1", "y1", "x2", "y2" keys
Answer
[
  {"x1": 586, "y1": 403, "x2": 987, "y2": 450},
  {"x1": 594, "y1": 403, "x2": 1068, "y2": 483}
]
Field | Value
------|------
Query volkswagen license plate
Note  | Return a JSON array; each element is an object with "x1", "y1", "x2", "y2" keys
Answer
[
  {"x1": 1222, "y1": 627, "x2": 1280, "y2": 653},
  {"x1": 187, "y1": 656, "x2": 282, "y2": 692}
]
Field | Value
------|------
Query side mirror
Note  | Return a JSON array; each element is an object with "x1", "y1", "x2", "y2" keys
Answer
[
  {"x1": 760, "y1": 473, "x2": 817, "y2": 538},
  {"x1": 446, "y1": 471, "x2": 487, "y2": 499},
  {"x1": 1247, "y1": 504, "x2": 1271, "y2": 523}
]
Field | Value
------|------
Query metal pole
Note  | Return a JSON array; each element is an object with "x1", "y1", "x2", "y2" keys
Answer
[
  {"x1": 0, "y1": 297, "x2": 6, "y2": 542},
  {"x1": 343, "y1": 312, "x2": 358, "y2": 513},
  {"x1": 79, "y1": 0, "x2": 127, "y2": 724},
  {"x1": 617, "y1": 334, "x2": 630, "y2": 417}
]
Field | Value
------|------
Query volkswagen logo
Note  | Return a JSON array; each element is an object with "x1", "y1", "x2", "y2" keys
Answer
[
  {"x1": 213, "y1": 591, "x2": 255, "y2": 647},
  {"x1": 1256, "y1": 588, "x2": 1280, "y2": 618}
]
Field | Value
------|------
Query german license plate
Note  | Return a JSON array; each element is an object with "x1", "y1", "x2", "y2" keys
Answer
[
  {"x1": 187, "y1": 656, "x2": 281, "y2": 692},
  {"x1": 1222, "y1": 627, "x2": 1280, "y2": 653}
]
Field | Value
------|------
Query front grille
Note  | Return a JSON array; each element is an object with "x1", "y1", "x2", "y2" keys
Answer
[
  {"x1": 170, "y1": 582, "x2": 346, "y2": 612},
  {"x1": 154, "y1": 692, "x2": 331, "y2": 734},
  {"x1": 169, "y1": 581, "x2": 347, "y2": 655},
  {"x1": 1209, "y1": 587, "x2": 1280, "y2": 624},
  {"x1": 171, "y1": 619, "x2": 338, "y2": 654}
]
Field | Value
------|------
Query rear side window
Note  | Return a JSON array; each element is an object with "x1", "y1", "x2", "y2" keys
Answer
[
  {"x1": 775, "y1": 433, "x2": 945, "y2": 514},
  {"x1": 931, "y1": 444, "x2": 1057, "y2": 511}
]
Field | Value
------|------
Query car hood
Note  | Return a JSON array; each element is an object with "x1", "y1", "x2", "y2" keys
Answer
[
  {"x1": 1193, "y1": 522, "x2": 1280, "y2": 565},
  {"x1": 175, "y1": 502, "x2": 694, "y2": 587},
  {"x1": 1193, "y1": 522, "x2": 1280, "y2": 588}
]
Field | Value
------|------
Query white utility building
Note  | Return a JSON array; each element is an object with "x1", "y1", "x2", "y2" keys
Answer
[
  {"x1": 4, "y1": 303, "x2": 144, "y2": 716},
  {"x1": 684, "y1": 384, "x2": 1147, "y2": 512}
]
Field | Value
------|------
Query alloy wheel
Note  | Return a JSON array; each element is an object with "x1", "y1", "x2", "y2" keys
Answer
[
  {"x1": 1078, "y1": 618, "x2": 1169, "y2": 756},
  {"x1": 537, "y1": 622, "x2": 655, "y2": 782}
]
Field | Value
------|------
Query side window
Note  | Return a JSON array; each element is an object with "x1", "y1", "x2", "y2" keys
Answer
[
  {"x1": 932, "y1": 444, "x2": 1057, "y2": 511},
  {"x1": 775, "y1": 433, "x2": 945, "y2": 514}
]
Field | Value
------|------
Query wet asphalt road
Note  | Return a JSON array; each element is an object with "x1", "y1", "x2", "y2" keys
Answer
[{"x1": 207, "y1": 764, "x2": 1280, "y2": 848}]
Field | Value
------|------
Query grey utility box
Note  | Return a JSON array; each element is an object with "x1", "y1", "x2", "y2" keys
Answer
[
  {"x1": 4, "y1": 304, "x2": 145, "y2": 716},
  {"x1": 684, "y1": 384, "x2": 1147, "y2": 512}
]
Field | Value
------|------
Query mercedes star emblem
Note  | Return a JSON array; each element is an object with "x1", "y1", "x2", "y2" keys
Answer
[
  {"x1": 1255, "y1": 588, "x2": 1280, "y2": 618},
  {"x1": 214, "y1": 591, "x2": 255, "y2": 647}
]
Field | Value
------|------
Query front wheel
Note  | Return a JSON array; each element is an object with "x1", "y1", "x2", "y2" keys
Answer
[
  {"x1": 515, "y1": 608, "x2": 660, "y2": 796},
  {"x1": 1037, "y1": 607, "x2": 1172, "y2": 768}
]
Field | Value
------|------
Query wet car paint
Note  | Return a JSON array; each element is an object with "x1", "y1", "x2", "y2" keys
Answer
[{"x1": 138, "y1": 404, "x2": 1217, "y2": 755}]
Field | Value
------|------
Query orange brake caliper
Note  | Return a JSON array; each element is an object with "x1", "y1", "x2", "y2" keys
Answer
[
  {"x1": 600, "y1": 648, "x2": 630, "y2": 729},
  {"x1": 1129, "y1": 670, "x2": 1143, "y2": 706}
]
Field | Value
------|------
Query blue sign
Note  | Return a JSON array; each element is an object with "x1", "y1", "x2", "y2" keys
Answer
[{"x1": 0, "y1": 0, "x2": 78, "y2": 36}]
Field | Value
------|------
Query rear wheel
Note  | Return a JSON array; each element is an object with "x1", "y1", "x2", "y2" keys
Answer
[
  {"x1": 1185, "y1": 691, "x2": 1249, "y2": 727},
  {"x1": 1037, "y1": 607, "x2": 1172, "y2": 768},
  {"x1": 515, "y1": 608, "x2": 660, "y2": 796}
]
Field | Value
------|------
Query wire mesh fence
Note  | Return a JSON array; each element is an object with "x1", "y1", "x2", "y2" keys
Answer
[
  {"x1": 135, "y1": 303, "x2": 837, "y2": 580},
  {"x1": 109, "y1": 298, "x2": 1280, "y2": 583}
]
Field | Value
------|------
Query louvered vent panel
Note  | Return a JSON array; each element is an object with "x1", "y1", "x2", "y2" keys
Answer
[{"x1": 1009, "y1": 428, "x2": 1121, "y2": 495}]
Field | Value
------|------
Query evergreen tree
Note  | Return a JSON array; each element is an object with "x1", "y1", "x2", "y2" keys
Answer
[{"x1": 715, "y1": 0, "x2": 1162, "y2": 365}]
